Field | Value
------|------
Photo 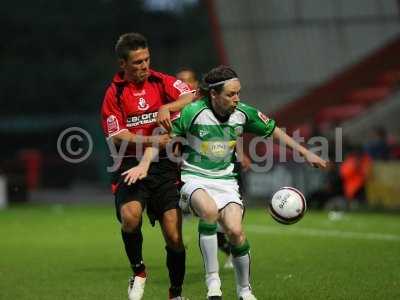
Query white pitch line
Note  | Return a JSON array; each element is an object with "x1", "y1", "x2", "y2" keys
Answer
[{"x1": 246, "y1": 224, "x2": 400, "y2": 242}]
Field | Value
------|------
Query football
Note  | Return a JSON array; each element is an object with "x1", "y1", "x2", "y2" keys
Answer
[{"x1": 268, "y1": 187, "x2": 306, "y2": 225}]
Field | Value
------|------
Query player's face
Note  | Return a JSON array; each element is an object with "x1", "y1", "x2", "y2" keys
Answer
[
  {"x1": 211, "y1": 79, "x2": 241, "y2": 116},
  {"x1": 177, "y1": 70, "x2": 198, "y2": 89},
  {"x1": 120, "y1": 48, "x2": 150, "y2": 83}
]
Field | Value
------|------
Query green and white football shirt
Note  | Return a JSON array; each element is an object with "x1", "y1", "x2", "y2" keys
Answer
[{"x1": 172, "y1": 97, "x2": 276, "y2": 179}]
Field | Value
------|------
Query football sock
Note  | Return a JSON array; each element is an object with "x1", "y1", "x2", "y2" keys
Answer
[
  {"x1": 231, "y1": 239, "x2": 251, "y2": 296},
  {"x1": 121, "y1": 228, "x2": 145, "y2": 275},
  {"x1": 166, "y1": 246, "x2": 186, "y2": 297},
  {"x1": 198, "y1": 220, "x2": 220, "y2": 288},
  {"x1": 217, "y1": 231, "x2": 231, "y2": 255}
]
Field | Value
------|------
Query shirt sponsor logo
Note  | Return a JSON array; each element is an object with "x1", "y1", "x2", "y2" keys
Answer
[
  {"x1": 200, "y1": 141, "x2": 236, "y2": 159},
  {"x1": 138, "y1": 97, "x2": 150, "y2": 111},
  {"x1": 126, "y1": 112, "x2": 158, "y2": 127},
  {"x1": 173, "y1": 79, "x2": 191, "y2": 94},
  {"x1": 258, "y1": 111, "x2": 270, "y2": 124},
  {"x1": 107, "y1": 115, "x2": 119, "y2": 134}
]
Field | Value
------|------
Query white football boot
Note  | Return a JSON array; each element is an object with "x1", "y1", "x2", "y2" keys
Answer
[
  {"x1": 206, "y1": 273, "x2": 222, "y2": 299},
  {"x1": 128, "y1": 275, "x2": 146, "y2": 300},
  {"x1": 239, "y1": 292, "x2": 257, "y2": 300}
]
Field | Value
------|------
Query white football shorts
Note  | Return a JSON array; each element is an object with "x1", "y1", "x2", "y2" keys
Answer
[{"x1": 180, "y1": 174, "x2": 243, "y2": 211}]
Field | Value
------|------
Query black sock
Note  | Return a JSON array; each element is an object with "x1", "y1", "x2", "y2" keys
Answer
[
  {"x1": 121, "y1": 229, "x2": 145, "y2": 274},
  {"x1": 217, "y1": 231, "x2": 231, "y2": 255},
  {"x1": 166, "y1": 246, "x2": 186, "y2": 297}
]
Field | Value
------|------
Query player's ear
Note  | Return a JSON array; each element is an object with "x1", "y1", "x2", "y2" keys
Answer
[
  {"x1": 118, "y1": 59, "x2": 126, "y2": 69},
  {"x1": 210, "y1": 89, "x2": 217, "y2": 100}
]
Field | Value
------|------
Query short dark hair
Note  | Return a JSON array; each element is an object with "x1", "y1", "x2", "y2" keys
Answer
[
  {"x1": 176, "y1": 67, "x2": 198, "y2": 82},
  {"x1": 199, "y1": 65, "x2": 238, "y2": 97},
  {"x1": 115, "y1": 33, "x2": 148, "y2": 60},
  {"x1": 177, "y1": 67, "x2": 195, "y2": 74}
]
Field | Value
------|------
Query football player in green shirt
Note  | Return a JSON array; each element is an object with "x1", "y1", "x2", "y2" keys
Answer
[{"x1": 123, "y1": 65, "x2": 327, "y2": 300}]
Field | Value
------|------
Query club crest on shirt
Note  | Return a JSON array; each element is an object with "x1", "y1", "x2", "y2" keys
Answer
[
  {"x1": 258, "y1": 111, "x2": 270, "y2": 124},
  {"x1": 138, "y1": 97, "x2": 150, "y2": 111},
  {"x1": 107, "y1": 115, "x2": 119, "y2": 134}
]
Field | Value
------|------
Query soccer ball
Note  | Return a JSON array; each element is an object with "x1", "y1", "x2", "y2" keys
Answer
[{"x1": 268, "y1": 187, "x2": 306, "y2": 225}]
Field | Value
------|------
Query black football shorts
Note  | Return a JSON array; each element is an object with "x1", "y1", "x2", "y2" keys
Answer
[{"x1": 111, "y1": 158, "x2": 180, "y2": 226}]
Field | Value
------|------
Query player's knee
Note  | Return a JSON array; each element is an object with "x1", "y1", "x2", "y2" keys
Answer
[
  {"x1": 165, "y1": 232, "x2": 184, "y2": 250},
  {"x1": 190, "y1": 189, "x2": 218, "y2": 221},
  {"x1": 226, "y1": 226, "x2": 245, "y2": 243},
  {"x1": 202, "y1": 211, "x2": 218, "y2": 223},
  {"x1": 121, "y1": 216, "x2": 140, "y2": 232},
  {"x1": 120, "y1": 207, "x2": 141, "y2": 232},
  {"x1": 198, "y1": 207, "x2": 218, "y2": 223}
]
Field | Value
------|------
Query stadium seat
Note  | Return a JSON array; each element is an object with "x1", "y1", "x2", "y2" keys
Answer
[
  {"x1": 375, "y1": 69, "x2": 400, "y2": 87},
  {"x1": 315, "y1": 104, "x2": 365, "y2": 124},
  {"x1": 345, "y1": 86, "x2": 392, "y2": 106}
]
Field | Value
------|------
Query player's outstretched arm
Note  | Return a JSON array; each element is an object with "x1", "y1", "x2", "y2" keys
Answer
[
  {"x1": 121, "y1": 147, "x2": 160, "y2": 185},
  {"x1": 272, "y1": 127, "x2": 328, "y2": 169},
  {"x1": 111, "y1": 130, "x2": 171, "y2": 148},
  {"x1": 157, "y1": 92, "x2": 195, "y2": 132}
]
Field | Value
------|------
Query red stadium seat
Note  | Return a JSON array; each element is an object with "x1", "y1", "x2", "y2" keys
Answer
[
  {"x1": 315, "y1": 104, "x2": 365, "y2": 124},
  {"x1": 376, "y1": 69, "x2": 400, "y2": 86},
  {"x1": 345, "y1": 86, "x2": 391, "y2": 106}
]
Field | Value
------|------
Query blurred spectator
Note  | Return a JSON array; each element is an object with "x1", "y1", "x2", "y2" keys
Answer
[
  {"x1": 363, "y1": 127, "x2": 390, "y2": 160},
  {"x1": 309, "y1": 160, "x2": 343, "y2": 210},
  {"x1": 176, "y1": 67, "x2": 199, "y2": 90},
  {"x1": 340, "y1": 145, "x2": 372, "y2": 205},
  {"x1": 387, "y1": 133, "x2": 400, "y2": 159},
  {"x1": 390, "y1": 144, "x2": 400, "y2": 159}
]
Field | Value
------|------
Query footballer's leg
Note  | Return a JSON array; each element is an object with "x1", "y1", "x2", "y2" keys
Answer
[
  {"x1": 220, "y1": 203, "x2": 256, "y2": 300},
  {"x1": 216, "y1": 225, "x2": 233, "y2": 269},
  {"x1": 190, "y1": 189, "x2": 222, "y2": 299},
  {"x1": 120, "y1": 200, "x2": 147, "y2": 300},
  {"x1": 160, "y1": 208, "x2": 186, "y2": 299}
]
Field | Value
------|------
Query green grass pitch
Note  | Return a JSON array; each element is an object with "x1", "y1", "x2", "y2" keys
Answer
[{"x1": 1, "y1": 204, "x2": 399, "y2": 299}]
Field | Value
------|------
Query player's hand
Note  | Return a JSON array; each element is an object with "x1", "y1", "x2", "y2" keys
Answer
[
  {"x1": 149, "y1": 134, "x2": 171, "y2": 147},
  {"x1": 304, "y1": 151, "x2": 328, "y2": 169},
  {"x1": 122, "y1": 165, "x2": 149, "y2": 185},
  {"x1": 240, "y1": 153, "x2": 252, "y2": 172},
  {"x1": 157, "y1": 106, "x2": 172, "y2": 132}
]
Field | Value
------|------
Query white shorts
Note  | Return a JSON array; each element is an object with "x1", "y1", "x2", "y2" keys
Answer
[{"x1": 180, "y1": 174, "x2": 243, "y2": 211}]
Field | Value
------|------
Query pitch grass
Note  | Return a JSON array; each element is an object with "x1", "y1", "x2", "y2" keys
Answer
[{"x1": 0, "y1": 204, "x2": 399, "y2": 300}]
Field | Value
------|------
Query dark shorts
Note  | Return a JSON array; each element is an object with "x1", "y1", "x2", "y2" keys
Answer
[{"x1": 111, "y1": 158, "x2": 180, "y2": 226}]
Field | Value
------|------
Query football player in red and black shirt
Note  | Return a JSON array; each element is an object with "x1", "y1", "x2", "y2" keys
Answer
[{"x1": 101, "y1": 33, "x2": 195, "y2": 300}]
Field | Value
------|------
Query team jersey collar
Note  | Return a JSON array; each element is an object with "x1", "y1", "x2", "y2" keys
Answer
[
  {"x1": 112, "y1": 71, "x2": 126, "y2": 84},
  {"x1": 204, "y1": 97, "x2": 231, "y2": 123},
  {"x1": 112, "y1": 69, "x2": 161, "y2": 85}
]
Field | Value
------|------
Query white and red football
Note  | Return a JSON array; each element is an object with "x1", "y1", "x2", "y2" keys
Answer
[{"x1": 268, "y1": 187, "x2": 306, "y2": 225}]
